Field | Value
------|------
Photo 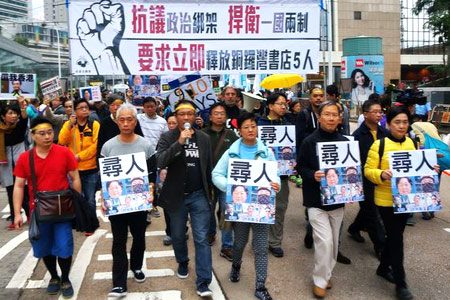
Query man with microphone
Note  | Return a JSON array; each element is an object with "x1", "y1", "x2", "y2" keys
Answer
[{"x1": 156, "y1": 100, "x2": 214, "y2": 297}]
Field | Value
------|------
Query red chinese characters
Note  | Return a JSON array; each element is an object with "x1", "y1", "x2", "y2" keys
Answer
[{"x1": 228, "y1": 5, "x2": 260, "y2": 34}]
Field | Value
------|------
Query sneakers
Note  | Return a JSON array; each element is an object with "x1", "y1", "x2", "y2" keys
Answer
[
  {"x1": 220, "y1": 248, "x2": 233, "y2": 261},
  {"x1": 146, "y1": 212, "x2": 152, "y2": 224},
  {"x1": 46, "y1": 278, "x2": 61, "y2": 295},
  {"x1": 337, "y1": 251, "x2": 352, "y2": 264},
  {"x1": 268, "y1": 246, "x2": 284, "y2": 257},
  {"x1": 133, "y1": 270, "x2": 146, "y2": 283},
  {"x1": 108, "y1": 287, "x2": 128, "y2": 298},
  {"x1": 229, "y1": 263, "x2": 241, "y2": 282},
  {"x1": 254, "y1": 287, "x2": 273, "y2": 300},
  {"x1": 177, "y1": 262, "x2": 189, "y2": 279},
  {"x1": 61, "y1": 281, "x2": 74, "y2": 298},
  {"x1": 163, "y1": 235, "x2": 172, "y2": 246},
  {"x1": 151, "y1": 207, "x2": 160, "y2": 217},
  {"x1": 406, "y1": 215, "x2": 415, "y2": 226},
  {"x1": 7, "y1": 223, "x2": 15, "y2": 231},
  {"x1": 396, "y1": 287, "x2": 414, "y2": 300},
  {"x1": 376, "y1": 265, "x2": 395, "y2": 284},
  {"x1": 196, "y1": 283, "x2": 213, "y2": 297}
]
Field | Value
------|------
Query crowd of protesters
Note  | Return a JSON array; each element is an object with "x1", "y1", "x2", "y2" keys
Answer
[{"x1": 4, "y1": 81, "x2": 444, "y2": 300}]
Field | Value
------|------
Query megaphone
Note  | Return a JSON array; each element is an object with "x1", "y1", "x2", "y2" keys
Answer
[{"x1": 242, "y1": 91, "x2": 265, "y2": 112}]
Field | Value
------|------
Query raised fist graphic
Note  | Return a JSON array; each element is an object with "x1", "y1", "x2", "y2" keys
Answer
[{"x1": 77, "y1": 0, "x2": 130, "y2": 74}]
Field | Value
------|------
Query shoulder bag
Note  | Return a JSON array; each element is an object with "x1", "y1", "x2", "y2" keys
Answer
[{"x1": 29, "y1": 149, "x2": 76, "y2": 223}]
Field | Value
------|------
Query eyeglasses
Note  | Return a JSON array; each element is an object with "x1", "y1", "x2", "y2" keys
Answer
[
  {"x1": 274, "y1": 102, "x2": 287, "y2": 108},
  {"x1": 321, "y1": 113, "x2": 340, "y2": 119},
  {"x1": 76, "y1": 106, "x2": 89, "y2": 111},
  {"x1": 366, "y1": 110, "x2": 383, "y2": 115}
]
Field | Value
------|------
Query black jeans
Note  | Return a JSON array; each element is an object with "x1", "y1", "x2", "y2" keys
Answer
[
  {"x1": 377, "y1": 206, "x2": 409, "y2": 288},
  {"x1": 7, "y1": 184, "x2": 29, "y2": 222},
  {"x1": 109, "y1": 211, "x2": 147, "y2": 288},
  {"x1": 349, "y1": 184, "x2": 385, "y2": 252}
]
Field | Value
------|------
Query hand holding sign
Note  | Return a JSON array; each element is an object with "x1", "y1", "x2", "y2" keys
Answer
[{"x1": 77, "y1": 0, "x2": 129, "y2": 74}]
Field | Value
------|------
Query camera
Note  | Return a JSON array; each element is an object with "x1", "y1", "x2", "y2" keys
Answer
[{"x1": 394, "y1": 88, "x2": 427, "y2": 106}]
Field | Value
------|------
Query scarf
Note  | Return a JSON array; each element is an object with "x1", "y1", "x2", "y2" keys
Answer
[{"x1": 0, "y1": 122, "x2": 18, "y2": 164}]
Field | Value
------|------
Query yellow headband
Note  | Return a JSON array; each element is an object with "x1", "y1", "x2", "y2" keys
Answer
[
  {"x1": 311, "y1": 88, "x2": 324, "y2": 94},
  {"x1": 32, "y1": 123, "x2": 52, "y2": 132},
  {"x1": 175, "y1": 104, "x2": 195, "y2": 112}
]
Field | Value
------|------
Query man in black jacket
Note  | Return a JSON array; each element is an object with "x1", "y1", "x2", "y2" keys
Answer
[
  {"x1": 156, "y1": 100, "x2": 214, "y2": 297},
  {"x1": 348, "y1": 98, "x2": 387, "y2": 258}
]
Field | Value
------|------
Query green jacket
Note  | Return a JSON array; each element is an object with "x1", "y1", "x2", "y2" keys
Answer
[{"x1": 202, "y1": 125, "x2": 239, "y2": 166}]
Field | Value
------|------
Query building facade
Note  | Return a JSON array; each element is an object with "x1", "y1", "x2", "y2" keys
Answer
[{"x1": 0, "y1": 0, "x2": 28, "y2": 20}]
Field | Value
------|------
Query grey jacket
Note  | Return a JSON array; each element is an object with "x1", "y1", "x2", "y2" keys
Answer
[{"x1": 156, "y1": 128, "x2": 213, "y2": 212}]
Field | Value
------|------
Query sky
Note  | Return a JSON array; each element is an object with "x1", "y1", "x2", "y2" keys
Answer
[{"x1": 31, "y1": 0, "x2": 45, "y2": 21}]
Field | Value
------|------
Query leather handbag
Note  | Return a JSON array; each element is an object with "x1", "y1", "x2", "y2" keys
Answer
[{"x1": 29, "y1": 149, "x2": 76, "y2": 223}]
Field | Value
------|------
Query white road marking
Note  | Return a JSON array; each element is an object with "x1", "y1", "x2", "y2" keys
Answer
[
  {"x1": 105, "y1": 230, "x2": 166, "y2": 239},
  {"x1": 211, "y1": 271, "x2": 226, "y2": 300},
  {"x1": 1, "y1": 205, "x2": 9, "y2": 213},
  {"x1": 6, "y1": 249, "x2": 38, "y2": 289},
  {"x1": 98, "y1": 250, "x2": 174, "y2": 261},
  {"x1": 94, "y1": 269, "x2": 175, "y2": 280},
  {"x1": 109, "y1": 291, "x2": 182, "y2": 300},
  {"x1": 57, "y1": 229, "x2": 107, "y2": 300},
  {"x1": 444, "y1": 228, "x2": 450, "y2": 233},
  {"x1": 0, "y1": 231, "x2": 28, "y2": 261}
]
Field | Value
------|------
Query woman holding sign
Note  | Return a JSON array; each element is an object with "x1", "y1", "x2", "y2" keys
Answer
[
  {"x1": 297, "y1": 100, "x2": 349, "y2": 299},
  {"x1": 212, "y1": 112, "x2": 280, "y2": 300},
  {"x1": 365, "y1": 106, "x2": 439, "y2": 300}
]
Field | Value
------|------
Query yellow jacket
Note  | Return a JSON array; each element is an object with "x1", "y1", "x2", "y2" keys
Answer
[
  {"x1": 364, "y1": 136, "x2": 416, "y2": 207},
  {"x1": 58, "y1": 119, "x2": 100, "y2": 171}
]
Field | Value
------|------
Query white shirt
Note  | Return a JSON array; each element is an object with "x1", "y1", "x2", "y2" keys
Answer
[{"x1": 137, "y1": 113, "x2": 168, "y2": 150}]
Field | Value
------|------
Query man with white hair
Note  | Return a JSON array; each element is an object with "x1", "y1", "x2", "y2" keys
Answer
[{"x1": 100, "y1": 103, "x2": 156, "y2": 298}]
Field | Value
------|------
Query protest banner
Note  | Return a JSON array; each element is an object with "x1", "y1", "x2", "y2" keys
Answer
[
  {"x1": 389, "y1": 149, "x2": 441, "y2": 214},
  {"x1": 166, "y1": 76, "x2": 218, "y2": 112},
  {"x1": 226, "y1": 158, "x2": 277, "y2": 224},
  {"x1": 40, "y1": 76, "x2": 63, "y2": 100},
  {"x1": 259, "y1": 125, "x2": 296, "y2": 175},
  {"x1": 128, "y1": 75, "x2": 161, "y2": 106},
  {"x1": 79, "y1": 86, "x2": 102, "y2": 102},
  {"x1": 99, "y1": 152, "x2": 152, "y2": 216},
  {"x1": 317, "y1": 141, "x2": 364, "y2": 205},
  {"x1": 68, "y1": 0, "x2": 320, "y2": 75},
  {"x1": 0, "y1": 73, "x2": 36, "y2": 100}
]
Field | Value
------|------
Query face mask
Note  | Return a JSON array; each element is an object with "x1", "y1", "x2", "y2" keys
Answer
[
  {"x1": 257, "y1": 194, "x2": 271, "y2": 204},
  {"x1": 347, "y1": 174, "x2": 359, "y2": 184},
  {"x1": 282, "y1": 152, "x2": 293, "y2": 160},
  {"x1": 132, "y1": 184, "x2": 145, "y2": 194},
  {"x1": 422, "y1": 183, "x2": 435, "y2": 193}
]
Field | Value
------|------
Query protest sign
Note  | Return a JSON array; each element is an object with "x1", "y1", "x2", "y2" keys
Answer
[
  {"x1": 389, "y1": 149, "x2": 441, "y2": 214},
  {"x1": 128, "y1": 75, "x2": 161, "y2": 106},
  {"x1": 40, "y1": 76, "x2": 63, "y2": 100},
  {"x1": 68, "y1": 0, "x2": 320, "y2": 75},
  {"x1": 79, "y1": 86, "x2": 102, "y2": 102},
  {"x1": 259, "y1": 125, "x2": 296, "y2": 175},
  {"x1": 166, "y1": 76, "x2": 218, "y2": 112},
  {"x1": 0, "y1": 73, "x2": 36, "y2": 100},
  {"x1": 225, "y1": 159, "x2": 277, "y2": 224},
  {"x1": 99, "y1": 152, "x2": 152, "y2": 216},
  {"x1": 317, "y1": 141, "x2": 364, "y2": 205}
]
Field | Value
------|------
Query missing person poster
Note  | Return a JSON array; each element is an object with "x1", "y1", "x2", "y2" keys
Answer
[
  {"x1": 389, "y1": 149, "x2": 441, "y2": 214},
  {"x1": 99, "y1": 152, "x2": 152, "y2": 216},
  {"x1": 128, "y1": 75, "x2": 161, "y2": 106},
  {"x1": 259, "y1": 125, "x2": 296, "y2": 175},
  {"x1": 317, "y1": 141, "x2": 364, "y2": 205},
  {"x1": 0, "y1": 73, "x2": 36, "y2": 100},
  {"x1": 40, "y1": 76, "x2": 63, "y2": 100},
  {"x1": 79, "y1": 86, "x2": 102, "y2": 102},
  {"x1": 226, "y1": 159, "x2": 277, "y2": 224}
]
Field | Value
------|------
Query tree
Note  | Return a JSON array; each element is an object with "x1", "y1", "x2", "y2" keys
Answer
[
  {"x1": 13, "y1": 34, "x2": 29, "y2": 46},
  {"x1": 413, "y1": 0, "x2": 450, "y2": 76}
]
